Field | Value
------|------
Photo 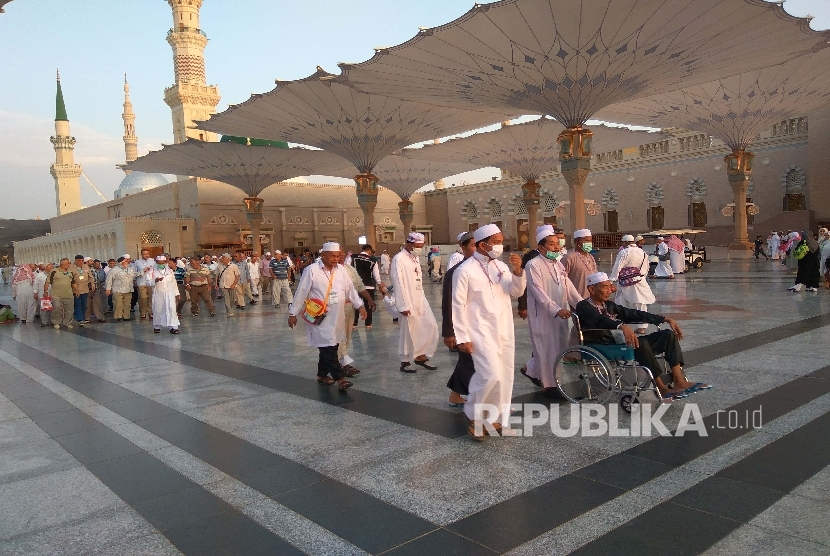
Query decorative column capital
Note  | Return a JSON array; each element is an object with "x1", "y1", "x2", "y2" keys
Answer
[
  {"x1": 243, "y1": 197, "x2": 264, "y2": 220},
  {"x1": 725, "y1": 149, "x2": 754, "y2": 177},
  {"x1": 354, "y1": 172, "x2": 379, "y2": 206},
  {"x1": 521, "y1": 179, "x2": 541, "y2": 205}
]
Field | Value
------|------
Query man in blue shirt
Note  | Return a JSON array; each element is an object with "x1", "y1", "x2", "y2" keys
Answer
[{"x1": 269, "y1": 251, "x2": 294, "y2": 309}]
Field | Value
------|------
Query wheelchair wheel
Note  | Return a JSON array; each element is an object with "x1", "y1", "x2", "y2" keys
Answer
[{"x1": 554, "y1": 346, "x2": 617, "y2": 405}]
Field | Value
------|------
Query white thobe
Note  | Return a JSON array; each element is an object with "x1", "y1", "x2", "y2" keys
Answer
[
  {"x1": 290, "y1": 261, "x2": 363, "y2": 348},
  {"x1": 380, "y1": 253, "x2": 390, "y2": 274},
  {"x1": 669, "y1": 249, "x2": 685, "y2": 274},
  {"x1": 609, "y1": 246, "x2": 656, "y2": 307},
  {"x1": 391, "y1": 250, "x2": 438, "y2": 361},
  {"x1": 446, "y1": 251, "x2": 464, "y2": 271},
  {"x1": 525, "y1": 257, "x2": 582, "y2": 388},
  {"x1": 452, "y1": 252, "x2": 526, "y2": 427},
  {"x1": 150, "y1": 267, "x2": 180, "y2": 328},
  {"x1": 12, "y1": 275, "x2": 36, "y2": 322},
  {"x1": 655, "y1": 243, "x2": 674, "y2": 277},
  {"x1": 820, "y1": 240, "x2": 830, "y2": 276},
  {"x1": 769, "y1": 235, "x2": 781, "y2": 260}
]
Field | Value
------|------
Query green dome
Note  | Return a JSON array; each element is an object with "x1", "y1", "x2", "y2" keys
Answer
[{"x1": 220, "y1": 135, "x2": 288, "y2": 148}]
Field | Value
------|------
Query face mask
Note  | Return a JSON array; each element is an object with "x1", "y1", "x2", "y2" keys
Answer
[
  {"x1": 486, "y1": 244, "x2": 504, "y2": 259},
  {"x1": 581, "y1": 242, "x2": 593, "y2": 252},
  {"x1": 559, "y1": 238, "x2": 566, "y2": 247},
  {"x1": 156, "y1": 263, "x2": 166, "y2": 269},
  {"x1": 545, "y1": 251, "x2": 561, "y2": 261},
  {"x1": 411, "y1": 247, "x2": 422, "y2": 256}
]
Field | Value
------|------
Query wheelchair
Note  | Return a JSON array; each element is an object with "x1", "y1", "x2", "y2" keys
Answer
[{"x1": 553, "y1": 314, "x2": 666, "y2": 414}]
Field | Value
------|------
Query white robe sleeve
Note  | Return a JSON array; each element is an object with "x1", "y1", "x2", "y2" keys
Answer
[
  {"x1": 507, "y1": 265, "x2": 527, "y2": 297},
  {"x1": 451, "y1": 265, "x2": 473, "y2": 345},
  {"x1": 391, "y1": 256, "x2": 412, "y2": 313},
  {"x1": 609, "y1": 250, "x2": 625, "y2": 282}
]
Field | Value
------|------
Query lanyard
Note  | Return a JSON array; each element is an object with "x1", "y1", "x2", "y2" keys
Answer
[
  {"x1": 476, "y1": 257, "x2": 503, "y2": 285},
  {"x1": 405, "y1": 251, "x2": 421, "y2": 276},
  {"x1": 543, "y1": 258, "x2": 562, "y2": 284}
]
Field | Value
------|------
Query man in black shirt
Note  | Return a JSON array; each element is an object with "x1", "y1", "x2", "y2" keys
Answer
[
  {"x1": 754, "y1": 235, "x2": 769, "y2": 260},
  {"x1": 441, "y1": 232, "x2": 477, "y2": 407},
  {"x1": 574, "y1": 272, "x2": 710, "y2": 398},
  {"x1": 351, "y1": 244, "x2": 381, "y2": 328}
]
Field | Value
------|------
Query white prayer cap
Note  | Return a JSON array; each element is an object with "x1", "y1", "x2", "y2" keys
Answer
[
  {"x1": 220, "y1": 253, "x2": 231, "y2": 258},
  {"x1": 621, "y1": 234, "x2": 635, "y2": 242},
  {"x1": 473, "y1": 223, "x2": 501, "y2": 242},
  {"x1": 820, "y1": 228, "x2": 828, "y2": 235},
  {"x1": 155, "y1": 255, "x2": 167, "y2": 262},
  {"x1": 321, "y1": 242, "x2": 340, "y2": 252},
  {"x1": 657, "y1": 236, "x2": 665, "y2": 241},
  {"x1": 634, "y1": 235, "x2": 644, "y2": 243},
  {"x1": 535, "y1": 225, "x2": 555, "y2": 244},
  {"x1": 407, "y1": 232, "x2": 425, "y2": 243},
  {"x1": 456, "y1": 231, "x2": 468, "y2": 243},
  {"x1": 274, "y1": 250, "x2": 281, "y2": 254},
  {"x1": 84, "y1": 256, "x2": 92, "y2": 262},
  {"x1": 457, "y1": 231, "x2": 473, "y2": 244},
  {"x1": 176, "y1": 259, "x2": 186, "y2": 269},
  {"x1": 586, "y1": 272, "x2": 610, "y2": 287},
  {"x1": 573, "y1": 228, "x2": 592, "y2": 239},
  {"x1": 122, "y1": 253, "x2": 131, "y2": 259},
  {"x1": 265, "y1": 251, "x2": 271, "y2": 256}
]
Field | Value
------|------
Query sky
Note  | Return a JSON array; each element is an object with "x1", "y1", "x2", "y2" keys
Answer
[{"x1": 1, "y1": 0, "x2": 828, "y2": 220}]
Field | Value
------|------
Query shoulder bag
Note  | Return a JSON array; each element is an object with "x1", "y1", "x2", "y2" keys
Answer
[
  {"x1": 618, "y1": 254, "x2": 646, "y2": 287},
  {"x1": 301, "y1": 267, "x2": 336, "y2": 325}
]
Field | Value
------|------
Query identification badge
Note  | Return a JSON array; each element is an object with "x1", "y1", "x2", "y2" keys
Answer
[
  {"x1": 415, "y1": 278, "x2": 422, "y2": 290},
  {"x1": 328, "y1": 290, "x2": 338, "y2": 305}
]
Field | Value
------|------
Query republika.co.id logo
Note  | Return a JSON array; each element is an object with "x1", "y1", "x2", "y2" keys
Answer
[{"x1": 472, "y1": 403, "x2": 763, "y2": 437}]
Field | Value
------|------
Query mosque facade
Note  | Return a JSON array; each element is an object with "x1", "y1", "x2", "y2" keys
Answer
[{"x1": 14, "y1": 1, "x2": 828, "y2": 263}]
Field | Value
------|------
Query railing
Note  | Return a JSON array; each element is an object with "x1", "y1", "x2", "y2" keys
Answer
[{"x1": 168, "y1": 27, "x2": 207, "y2": 36}]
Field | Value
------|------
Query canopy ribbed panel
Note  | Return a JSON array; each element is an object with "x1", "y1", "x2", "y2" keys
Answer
[
  {"x1": 125, "y1": 139, "x2": 354, "y2": 198},
  {"x1": 371, "y1": 154, "x2": 481, "y2": 199}
]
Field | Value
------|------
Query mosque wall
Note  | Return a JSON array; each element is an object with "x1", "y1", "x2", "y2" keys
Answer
[
  {"x1": 440, "y1": 125, "x2": 811, "y2": 247},
  {"x1": 807, "y1": 106, "x2": 830, "y2": 223}
]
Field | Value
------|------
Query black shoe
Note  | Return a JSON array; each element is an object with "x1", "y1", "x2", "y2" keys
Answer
[
  {"x1": 154, "y1": 329, "x2": 161, "y2": 333},
  {"x1": 520, "y1": 367, "x2": 543, "y2": 388},
  {"x1": 170, "y1": 329, "x2": 180, "y2": 334},
  {"x1": 414, "y1": 359, "x2": 437, "y2": 370},
  {"x1": 209, "y1": 312, "x2": 215, "y2": 317},
  {"x1": 250, "y1": 300, "x2": 257, "y2": 305},
  {"x1": 400, "y1": 363, "x2": 417, "y2": 374}
]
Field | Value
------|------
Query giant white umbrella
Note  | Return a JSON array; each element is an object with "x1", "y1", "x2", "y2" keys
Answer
[
  {"x1": 126, "y1": 139, "x2": 353, "y2": 255},
  {"x1": 196, "y1": 68, "x2": 514, "y2": 242},
  {"x1": 597, "y1": 49, "x2": 830, "y2": 249},
  {"x1": 341, "y1": 0, "x2": 830, "y2": 231}
]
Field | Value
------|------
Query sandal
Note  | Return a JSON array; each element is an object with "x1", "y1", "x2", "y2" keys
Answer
[
  {"x1": 467, "y1": 423, "x2": 485, "y2": 442},
  {"x1": 520, "y1": 367, "x2": 543, "y2": 388},
  {"x1": 338, "y1": 380, "x2": 353, "y2": 391},
  {"x1": 317, "y1": 377, "x2": 335, "y2": 385},
  {"x1": 414, "y1": 359, "x2": 437, "y2": 370}
]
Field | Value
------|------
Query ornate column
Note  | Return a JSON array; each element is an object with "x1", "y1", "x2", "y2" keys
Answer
[
  {"x1": 398, "y1": 198, "x2": 414, "y2": 236},
  {"x1": 243, "y1": 197, "x2": 264, "y2": 256},
  {"x1": 521, "y1": 179, "x2": 541, "y2": 237},
  {"x1": 726, "y1": 149, "x2": 754, "y2": 251},
  {"x1": 354, "y1": 172, "x2": 379, "y2": 244},
  {"x1": 558, "y1": 126, "x2": 593, "y2": 232}
]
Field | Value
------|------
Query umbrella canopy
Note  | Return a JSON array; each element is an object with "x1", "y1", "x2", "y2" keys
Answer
[
  {"x1": 195, "y1": 68, "x2": 515, "y2": 175},
  {"x1": 372, "y1": 154, "x2": 481, "y2": 200},
  {"x1": 596, "y1": 49, "x2": 830, "y2": 150},
  {"x1": 405, "y1": 117, "x2": 658, "y2": 181},
  {"x1": 341, "y1": 0, "x2": 830, "y2": 128},
  {"x1": 125, "y1": 139, "x2": 353, "y2": 198}
]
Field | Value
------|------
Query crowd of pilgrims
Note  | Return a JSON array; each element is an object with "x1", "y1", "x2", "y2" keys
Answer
[{"x1": 9, "y1": 224, "x2": 829, "y2": 438}]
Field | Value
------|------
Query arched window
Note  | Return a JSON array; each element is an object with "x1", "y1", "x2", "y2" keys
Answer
[
  {"x1": 782, "y1": 166, "x2": 806, "y2": 193},
  {"x1": 140, "y1": 229, "x2": 163, "y2": 244},
  {"x1": 487, "y1": 199, "x2": 503, "y2": 219},
  {"x1": 686, "y1": 178, "x2": 707, "y2": 200},
  {"x1": 645, "y1": 183, "x2": 664, "y2": 206},
  {"x1": 461, "y1": 201, "x2": 478, "y2": 220}
]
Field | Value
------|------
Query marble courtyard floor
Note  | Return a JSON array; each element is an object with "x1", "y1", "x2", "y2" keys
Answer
[{"x1": 1, "y1": 259, "x2": 829, "y2": 555}]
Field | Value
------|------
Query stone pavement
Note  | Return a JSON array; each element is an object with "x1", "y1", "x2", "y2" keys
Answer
[{"x1": 0, "y1": 259, "x2": 829, "y2": 555}]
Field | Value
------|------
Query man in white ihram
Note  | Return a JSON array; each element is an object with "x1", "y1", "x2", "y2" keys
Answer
[
  {"x1": 654, "y1": 236, "x2": 674, "y2": 279},
  {"x1": 609, "y1": 234, "x2": 655, "y2": 335},
  {"x1": 391, "y1": 232, "x2": 439, "y2": 373},
  {"x1": 452, "y1": 224, "x2": 526, "y2": 440},
  {"x1": 446, "y1": 232, "x2": 468, "y2": 271},
  {"x1": 150, "y1": 255, "x2": 180, "y2": 334}
]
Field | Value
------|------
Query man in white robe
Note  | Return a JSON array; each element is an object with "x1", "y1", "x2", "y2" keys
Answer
[
  {"x1": 525, "y1": 226, "x2": 582, "y2": 390},
  {"x1": 446, "y1": 232, "x2": 467, "y2": 271},
  {"x1": 610, "y1": 235, "x2": 656, "y2": 334},
  {"x1": 453, "y1": 224, "x2": 526, "y2": 439},
  {"x1": 654, "y1": 237, "x2": 674, "y2": 278},
  {"x1": 380, "y1": 251, "x2": 390, "y2": 275},
  {"x1": 150, "y1": 256, "x2": 180, "y2": 334},
  {"x1": 289, "y1": 242, "x2": 366, "y2": 390},
  {"x1": 668, "y1": 235, "x2": 686, "y2": 274},
  {"x1": 391, "y1": 232, "x2": 439, "y2": 373},
  {"x1": 769, "y1": 232, "x2": 781, "y2": 261}
]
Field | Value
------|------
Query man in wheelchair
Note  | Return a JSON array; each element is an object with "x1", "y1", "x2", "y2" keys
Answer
[{"x1": 574, "y1": 272, "x2": 712, "y2": 399}]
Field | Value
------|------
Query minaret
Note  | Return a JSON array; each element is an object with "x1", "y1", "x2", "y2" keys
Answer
[
  {"x1": 163, "y1": 0, "x2": 220, "y2": 144},
  {"x1": 50, "y1": 71, "x2": 82, "y2": 216},
  {"x1": 121, "y1": 74, "x2": 138, "y2": 173}
]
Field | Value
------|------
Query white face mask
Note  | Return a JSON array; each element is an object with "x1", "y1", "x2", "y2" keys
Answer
[
  {"x1": 486, "y1": 244, "x2": 504, "y2": 259},
  {"x1": 559, "y1": 238, "x2": 566, "y2": 247},
  {"x1": 410, "y1": 247, "x2": 423, "y2": 256}
]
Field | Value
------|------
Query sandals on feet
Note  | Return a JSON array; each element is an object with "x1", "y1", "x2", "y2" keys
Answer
[
  {"x1": 338, "y1": 380, "x2": 353, "y2": 391},
  {"x1": 400, "y1": 363, "x2": 417, "y2": 374},
  {"x1": 317, "y1": 377, "x2": 335, "y2": 385},
  {"x1": 520, "y1": 367, "x2": 543, "y2": 388},
  {"x1": 414, "y1": 359, "x2": 437, "y2": 370}
]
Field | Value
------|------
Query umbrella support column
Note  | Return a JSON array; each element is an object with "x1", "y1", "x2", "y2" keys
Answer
[
  {"x1": 559, "y1": 126, "x2": 593, "y2": 233},
  {"x1": 355, "y1": 172, "x2": 379, "y2": 245},
  {"x1": 522, "y1": 179, "x2": 541, "y2": 242},
  {"x1": 726, "y1": 149, "x2": 754, "y2": 251},
  {"x1": 398, "y1": 198, "x2": 414, "y2": 236},
  {"x1": 243, "y1": 197, "x2": 264, "y2": 256}
]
